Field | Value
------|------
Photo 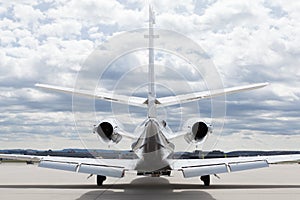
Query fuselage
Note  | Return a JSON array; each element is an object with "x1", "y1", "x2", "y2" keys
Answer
[
  {"x1": 130, "y1": 6, "x2": 172, "y2": 173},
  {"x1": 132, "y1": 118, "x2": 174, "y2": 173}
]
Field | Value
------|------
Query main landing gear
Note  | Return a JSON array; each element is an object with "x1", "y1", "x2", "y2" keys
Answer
[
  {"x1": 97, "y1": 175, "x2": 107, "y2": 186},
  {"x1": 200, "y1": 175, "x2": 210, "y2": 186}
]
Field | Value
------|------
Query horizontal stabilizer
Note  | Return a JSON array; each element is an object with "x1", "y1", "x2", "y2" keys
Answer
[
  {"x1": 157, "y1": 82, "x2": 269, "y2": 107},
  {"x1": 35, "y1": 83, "x2": 147, "y2": 108}
]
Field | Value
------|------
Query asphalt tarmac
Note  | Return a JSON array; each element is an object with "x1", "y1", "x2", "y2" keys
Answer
[{"x1": 0, "y1": 163, "x2": 300, "y2": 200}]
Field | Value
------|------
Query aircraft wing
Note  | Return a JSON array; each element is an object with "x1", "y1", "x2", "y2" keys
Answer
[
  {"x1": 157, "y1": 82, "x2": 269, "y2": 107},
  {"x1": 0, "y1": 154, "x2": 137, "y2": 178},
  {"x1": 35, "y1": 83, "x2": 147, "y2": 108},
  {"x1": 169, "y1": 154, "x2": 300, "y2": 178}
]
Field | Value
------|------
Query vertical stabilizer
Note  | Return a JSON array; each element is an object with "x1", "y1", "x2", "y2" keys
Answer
[{"x1": 147, "y1": 5, "x2": 157, "y2": 118}]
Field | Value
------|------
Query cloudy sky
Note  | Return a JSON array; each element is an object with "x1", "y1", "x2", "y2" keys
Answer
[{"x1": 0, "y1": 0, "x2": 299, "y2": 151}]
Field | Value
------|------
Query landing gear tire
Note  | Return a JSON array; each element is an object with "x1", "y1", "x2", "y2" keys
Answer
[
  {"x1": 200, "y1": 175, "x2": 210, "y2": 186},
  {"x1": 97, "y1": 175, "x2": 107, "y2": 186}
]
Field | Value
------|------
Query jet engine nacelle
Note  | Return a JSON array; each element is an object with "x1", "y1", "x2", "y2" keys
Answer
[
  {"x1": 184, "y1": 121, "x2": 212, "y2": 144},
  {"x1": 94, "y1": 119, "x2": 122, "y2": 144}
]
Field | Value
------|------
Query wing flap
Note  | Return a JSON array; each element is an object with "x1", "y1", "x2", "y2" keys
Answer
[
  {"x1": 171, "y1": 154, "x2": 300, "y2": 178},
  {"x1": 39, "y1": 160, "x2": 78, "y2": 172},
  {"x1": 228, "y1": 160, "x2": 269, "y2": 172},
  {"x1": 0, "y1": 154, "x2": 136, "y2": 178},
  {"x1": 182, "y1": 164, "x2": 228, "y2": 178},
  {"x1": 78, "y1": 164, "x2": 124, "y2": 178},
  {"x1": 39, "y1": 160, "x2": 125, "y2": 177},
  {"x1": 181, "y1": 160, "x2": 269, "y2": 178}
]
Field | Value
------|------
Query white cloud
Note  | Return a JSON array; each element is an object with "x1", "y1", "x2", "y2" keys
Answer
[
  {"x1": 0, "y1": 5, "x2": 7, "y2": 15},
  {"x1": 270, "y1": 83, "x2": 300, "y2": 101},
  {"x1": 19, "y1": 36, "x2": 39, "y2": 49},
  {"x1": 13, "y1": 4, "x2": 45, "y2": 27},
  {"x1": 38, "y1": 19, "x2": 82, "y2": 38},
  {"x1": 0, "y1": 0, "x2": 299, "y2": 151}
]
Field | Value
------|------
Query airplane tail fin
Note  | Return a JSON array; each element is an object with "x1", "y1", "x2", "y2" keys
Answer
[{"x1": 147, "y1": 4, "x2": 157, "y2": 118}]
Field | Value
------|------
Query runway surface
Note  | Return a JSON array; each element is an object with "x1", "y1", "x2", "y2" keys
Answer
[{"x1": 0, "y1": 163, "x2": 300, "y2": 200}]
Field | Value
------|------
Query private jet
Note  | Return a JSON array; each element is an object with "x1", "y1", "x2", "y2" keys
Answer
[{"x1": 1, "y1": 6, "x2": 300, "y2": 186}]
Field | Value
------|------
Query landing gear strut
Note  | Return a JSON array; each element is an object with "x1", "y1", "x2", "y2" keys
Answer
[
  {"x1": 200, "y1": 175, "x2": 210, "y2": 186},
  {"x1": 97, "y1": 175, "x2": 107, "y2": 186}
]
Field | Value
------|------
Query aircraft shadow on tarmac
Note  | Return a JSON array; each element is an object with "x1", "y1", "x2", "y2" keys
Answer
[
  {"x1": 0, "y1": 178, "x2": 300, "y2": 190},
  {"x1": 1, "y1": 177, "x2": 300, "y2": 200},
  {"x1": 74, "y1": 177, "x2": 300, "y2": 200},
  {"x1": 76, "y1": 177, "x2": 216, "y2": 200}
]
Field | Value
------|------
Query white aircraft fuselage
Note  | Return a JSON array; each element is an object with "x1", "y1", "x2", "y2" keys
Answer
[
  {"x1": 132, "y1": 6, "x2": 173, "y2": 173},
  {"x1": 132, "y1": 118, "x2": 174, "y2": 173}
]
